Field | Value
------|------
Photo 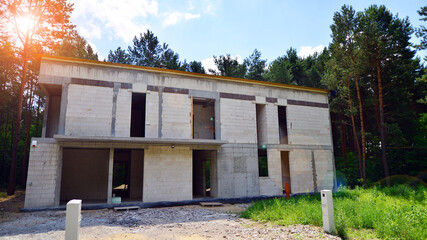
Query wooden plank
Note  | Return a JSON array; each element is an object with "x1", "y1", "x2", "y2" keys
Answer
[
  {"x1": 114, "y1": 206, "x2": 140, "y2": 211},
  {"x1": 200, "y1": 202, "x2": 223, "y2": 207}
]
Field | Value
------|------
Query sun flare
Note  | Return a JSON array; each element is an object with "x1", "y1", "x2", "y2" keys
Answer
[{"x1": 15, "y1": 14, "x2": 37, "y2": 35}]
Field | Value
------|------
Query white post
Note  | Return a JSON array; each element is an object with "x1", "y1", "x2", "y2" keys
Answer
[
  {"x1": 65, "y1": 199, "x2": 82, "y2": 240},
  {"x1": 107, "y1": 148, "x2": 114, "y2": 204},
  {"x1": 321, "y1": 190, "x2": 335, "y2": 233}
]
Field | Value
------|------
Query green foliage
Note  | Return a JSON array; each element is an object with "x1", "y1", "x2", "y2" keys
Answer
[
  {"x1": 244, "y1": 49, "x2": 267, "y2": 81},
  {"x1": 209, "y1": 54, "x2": 246, "y2": 78},
  {"x1": 242, "y1": 186, "x2": 427, "y2": 239}
]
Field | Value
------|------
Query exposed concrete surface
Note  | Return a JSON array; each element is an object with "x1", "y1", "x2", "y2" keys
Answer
[{"x1": 0, "y1": 204, "x2": 340, "y2": 240}]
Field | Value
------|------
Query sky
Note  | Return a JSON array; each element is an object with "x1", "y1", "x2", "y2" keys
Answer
[{"x1": 68, "y1": 0, "x2": 426, "y2": 71}]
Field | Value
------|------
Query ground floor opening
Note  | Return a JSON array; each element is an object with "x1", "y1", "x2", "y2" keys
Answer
[
  {"x1": 193, "y1": 150, "x2": 217, "y2": 198},
  {"x1": 281, "y1": 151, "x2": 291, "y2": 193}
]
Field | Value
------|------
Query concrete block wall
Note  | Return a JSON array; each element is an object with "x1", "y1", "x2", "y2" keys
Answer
[
  {"x1": 65, "y1": 84, "x2": 113, "y2": 136},
  {"x1": 259, "y1": 177, "x2": 282, "y2": 195},
  {"x1": 289, "y1": 149, "x2": 315, "y2": 193},
  {"x1": 265, "y1": 104, "x2": 280, "y2": 144},
  {"x1": 24, "y1": 139, "x2": 60, "y2": 208},
  {"x1": 314, "y1": 150, "x2": 334, "y2": 191},
  {"x1": 145, "y1": 91, "x2": 159, "y2": 138},
  {"x1": 220, "y1": 98, "x2": 257, "y2": 143},
  {"x1": 143, "y1": 146, "x2": 192, "y2": 202},
  {"x1": 287, "y1": 105, "x2": 332, "y2": 146},
  {"x1": 114, "y1": 88, "x2": 131, "y2": 137},
  {"x1": 217, "y1": 144, "x2": 259, "y2": 198},
  {"x1": 161, "y1": 93, "x2": 191, "y2": 138},
  {"x1": 264, "y1": 149, "x2": 283, "y2": 194}
]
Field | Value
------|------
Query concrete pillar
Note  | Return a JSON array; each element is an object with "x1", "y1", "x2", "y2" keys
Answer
[
  {"x1": 321, "y1": 190, "x2": 335, "y2": 233},
  {"x1": 65, "y1": 199, "x2": 82, "y2": 240},
  {"x1": 107, "y1": 148, "x2": 114, "y2": 204}
]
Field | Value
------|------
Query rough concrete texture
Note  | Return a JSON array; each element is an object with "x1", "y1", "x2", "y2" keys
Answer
[
  {"x1": 65, "y1": 84, "x2": 113, "y2": 136},
  {"x1": 114, "y1": 88, "x2": 132, "y2": 137},
  {"x1": 143, "y1": 146, "x2": 192, "y2": 202},
  {"x1": 24, "y1": 140, "x2": 60, "y2": 208},
  {"x1": 217, "y1": 144, "x2": 259, "y2": 198},
  {"x1": 161, "y1": 92, "x2": 191, "y2": 139},
  {"x1": 220, "y1": 98, "x2": 257, "y2": 144},
  {"x1": 287, "y1": 105, "x2": 332, "y2": 146}
]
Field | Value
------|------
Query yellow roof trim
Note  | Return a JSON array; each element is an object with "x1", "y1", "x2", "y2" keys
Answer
[{"x1": 39, "y1": 55, "x2": 330, "y2": 94}]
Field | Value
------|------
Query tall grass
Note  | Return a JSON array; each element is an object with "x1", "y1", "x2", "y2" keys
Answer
[{"x1": 241, "y1": 185, "x2": 427, "y2": 239}]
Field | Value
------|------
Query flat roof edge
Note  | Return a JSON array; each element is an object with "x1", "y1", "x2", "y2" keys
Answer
[{"x1": 39, "y1": 55, "x2": 330, "y2": 94}]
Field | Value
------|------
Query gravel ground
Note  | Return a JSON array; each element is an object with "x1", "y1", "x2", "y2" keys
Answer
[{"x1": 0, "y1": 204, "x2": 340, "y2": 239}]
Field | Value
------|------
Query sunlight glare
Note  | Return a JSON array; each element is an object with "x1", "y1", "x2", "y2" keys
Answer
[{"x1": 16, "y1": 14, "x2": 37, "y2": 35}]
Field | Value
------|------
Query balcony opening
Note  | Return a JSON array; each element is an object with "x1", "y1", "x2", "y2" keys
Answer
[
  {"x1": 278, "y1": 106, "x2": 288, "y2": 144},
  {"x1": 192, "y1": 98, "x2": 215, "y2": 139},
  {"x1": 130, "y1": 93, "x2": 146, "y2": 137}
]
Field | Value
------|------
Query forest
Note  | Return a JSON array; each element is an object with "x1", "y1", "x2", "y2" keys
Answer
[{"x1": 0, "y1": 1, "x2": 426, "y2": 195}]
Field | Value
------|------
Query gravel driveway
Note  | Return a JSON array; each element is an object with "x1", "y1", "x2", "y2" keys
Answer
[{"x1": 0, "y1": 204, "x2": 340, "y2": 239}]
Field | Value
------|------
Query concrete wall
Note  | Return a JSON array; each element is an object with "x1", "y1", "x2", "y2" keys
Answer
[
  {"x1": 161, "y1": 93, "x2": 191, "y2": 138},
  {"x1": 65, "y1": 84, "x2": 113, "y2": 136},
  {"x1": 60, "y1": 148, "x2": 109, "y2": 202},
  {"x1": 24, "y1": 139, "x2": 60, "y2": 208},
  {"x1": 143, "y1": 146, "x2": 192, "y2": 202},
  {"x1": 289, "y1": 149, "x2": 315, "y2": 193},
  {"x1": 145, "y1": 91, "x2": 159, "y2": 138},
  {"x1": 220, "y1": 99, "x2": 257, "y2": 143},
  {"x1": 287, "y1": 105, "x2": 332, "y2": 146},
  {"x1": 115, "y1": 88, "x2": 132, "y2": 137},
  {"x1": 216, "y1": 144, "x2": 259, "y2": 198},
  {"x1": 259, "y1": 177, "x2": 282, "y2": 195}
]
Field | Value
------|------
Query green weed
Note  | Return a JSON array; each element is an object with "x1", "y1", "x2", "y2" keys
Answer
[{"x1": 241, "y1": 185, "x2": 427, "y2": 239}]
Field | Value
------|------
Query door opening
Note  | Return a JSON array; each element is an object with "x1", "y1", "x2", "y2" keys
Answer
[{"x1": 281, "y1": 151, "x2": 291, "y2": 194}]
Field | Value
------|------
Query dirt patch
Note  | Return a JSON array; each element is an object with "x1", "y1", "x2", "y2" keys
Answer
[
  {"x1": 0, "y1": 190, "x2": 25, "y2": 224},
  {"x1": 0, "y1": 203, "x2": 340, "y2": 239}
]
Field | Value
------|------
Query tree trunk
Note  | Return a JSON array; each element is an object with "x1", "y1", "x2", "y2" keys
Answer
[
  {"x1": 350, "y1": 53, "x2": 367, "y2": 184},
  {"x1": 7, "y1": 42, "x2": 29, "y2": 196},
  {"x1": 340, "y1": 113, "x2": 347, "y2": 167},
  {"x1": 376, "y1": 47, "x2": 390, "y2": 185},
  {"x1": 21, "y1": 80, "x2": 34, "y2": 186},
  {"x1": 347, "y1": 75, "x2": 363, "y2": 179}
]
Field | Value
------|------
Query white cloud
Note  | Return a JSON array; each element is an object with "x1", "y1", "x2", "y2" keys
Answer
[
  {"x1": 69, "y1": 0, "x2": 158, "y2": 42},
  {"x1": 202, "y1": 57, "x2": 217, "y2": 74},
  {"x1": 162, "y1": 11, "x2": 200, "y2": 27},
  {"x1": 87, "y1": 41, "x2": 104, "y2": 61},
  {"x1": 298, "y1": 45, "x2": 325, "y2": 58}
]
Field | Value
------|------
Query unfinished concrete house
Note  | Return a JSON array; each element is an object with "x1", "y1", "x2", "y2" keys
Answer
[{"x1": 24, "y1": 55, "x2": 335, "y2": 208}]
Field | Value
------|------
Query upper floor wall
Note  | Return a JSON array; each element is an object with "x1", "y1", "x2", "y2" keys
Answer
[{"x1": 39, "y1": 56, "x2": 332, "y2": 146}]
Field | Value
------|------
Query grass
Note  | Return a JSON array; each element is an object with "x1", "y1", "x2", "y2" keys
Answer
[{"x1": 241, "y1": 185, "x2": 427, "y2": 239}]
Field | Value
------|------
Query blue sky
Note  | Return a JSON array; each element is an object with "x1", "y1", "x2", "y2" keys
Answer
[{"x1": 69, "y1": 0, "x2": 426, "y2": 70}]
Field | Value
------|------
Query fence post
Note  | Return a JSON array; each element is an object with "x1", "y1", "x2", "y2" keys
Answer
[
  {"x1": 321, "y1": 190, "x2": 335, "y2": 233},
  {"x1": 65, "y1": 199, "x2": 82, "y2": 240}
]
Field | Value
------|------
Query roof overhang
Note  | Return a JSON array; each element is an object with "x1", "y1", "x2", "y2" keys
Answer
[{"x1": 53, "y1": 135, "x2": 228, "y2": 150}]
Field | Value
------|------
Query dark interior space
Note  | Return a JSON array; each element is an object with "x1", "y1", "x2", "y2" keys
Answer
[
  {"x1": 193, "y1": 150, "x2": 213, "y2": 198},
  {"x1": 278, "y1": 106, "x2": 288, "y2": 144},
  {"x1": 281, "y1": 151, "x2": 291, "y2": 193},
  {"x1": 131, "y1": 93, "x2": 146, "y2": 137},
  {"x1": 113, "y1": 149, "x2": 144, "y2": 201},
  {"x1": 256, "y1": 104, "x2": 266, "y2": 145},
  {"x1": 258, "y1": 149, "x2": 268, "y2": 177},
  {"x1": 60, "y1": 148, "x2": 109, "y2": 204},
  {"x1": 193, "y1": 98, "x2": 215, "y2": 139}
]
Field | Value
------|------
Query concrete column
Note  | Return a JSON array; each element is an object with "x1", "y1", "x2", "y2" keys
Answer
[
  {"x1": 107, "y1": 148, "x2": 114, "y2": 204},
  {"x1": 54, "y1": 146, "x2": 63, "y2": 206},
  {"x1": 65, "y1": 199, "x2": 82, "y2": 240},
  {"x1": 41, "y1": 94, "x2": 50, "y2": 138},
  {"x1": 58, "y1": 83, "x2": 69, "y2": 135}
]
